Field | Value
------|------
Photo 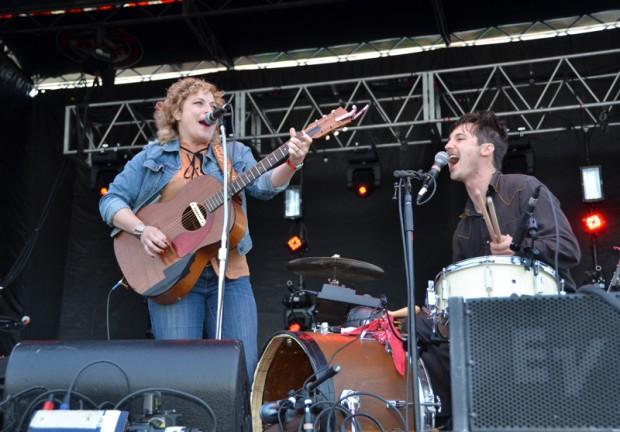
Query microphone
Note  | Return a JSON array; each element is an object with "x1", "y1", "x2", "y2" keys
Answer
[
  {"x1": 417, "y1": 151, "x2": 449, "y2": 199},
  {"x1": 305, "y1": 364, "x2": 341, "y2": 392},
  {"x1": 510, "y1": 185, "x2": 542, "y2": 252},
  {"x1": 200, "y1": 103, "x2": 230, "y2": 126},
  {"x1": 259, "y1": 398, "x2": 296, "y2": 424}
]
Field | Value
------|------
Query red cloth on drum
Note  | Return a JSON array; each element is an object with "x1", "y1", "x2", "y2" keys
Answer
[{"x1": 341, "y1": 314, "x2": 406, "y2": 376}]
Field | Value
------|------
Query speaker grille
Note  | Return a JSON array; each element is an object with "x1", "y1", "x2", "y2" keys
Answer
[{"x1": 460, "y1": 294, "x2": 620, "y2": 430}]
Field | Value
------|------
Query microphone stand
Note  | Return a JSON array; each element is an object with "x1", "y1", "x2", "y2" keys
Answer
[
  {"x1": 215, "y1": 123, "x2": 230, "y2": 339},
  {"x1": 393, "y1": 169, "x2": 427, "y2": 432}
]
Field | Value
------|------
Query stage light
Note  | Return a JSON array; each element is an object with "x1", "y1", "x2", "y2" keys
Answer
[
  {"x1": 282, "y1": 289, "x2": 315, "y2": 331},
  {"x1": 581, "y1": 211, "x2": 606, "y2": 235},
  {"x1": 356, "y1": 184, "x2": 370, "y2": 197},
  {"x1": 91, "y1": 149, "x2": 127, "y2": 197},
  {"x1": 285, "y1": 222, "x2": 308, "y2": 255},
  {"x1": 93, "y1": 166, "x2": 119, "y2": 197},
  {"x1": 503, "y1": 139, "x2": 534, "y2": 174},
  {"x1": 580, "y1": 165, "x2": 604, "y2": 202},
  {"x1": 287, "y1": 235, "x2": 305, "y2": 253},
  {"x1": 284, "y1": 186, "x2": 302, "y2": 220},
  {"x1": 349, "y1": 166, "x2": 379, "y2": 197},
  {"x1": 346, "y1": 150, "x2": 381, "y2": 198}
]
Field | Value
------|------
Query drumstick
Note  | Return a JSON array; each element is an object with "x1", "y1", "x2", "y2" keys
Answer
[
  {"x1": 486, "y1": 196, "x2": 502, "y2": 240},
  {"x1": 474, "y1": 189, "x2": 501, "y2": 243}
]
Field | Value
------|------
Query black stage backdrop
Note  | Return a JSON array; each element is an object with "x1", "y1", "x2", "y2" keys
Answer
[{"x1": 0, "y1": 30, "x2": 619, "y2": 353}]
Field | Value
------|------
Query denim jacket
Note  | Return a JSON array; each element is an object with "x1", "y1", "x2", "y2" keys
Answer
[{"x1": 99, "y1": 139, "x2": 288, "y2": 256}]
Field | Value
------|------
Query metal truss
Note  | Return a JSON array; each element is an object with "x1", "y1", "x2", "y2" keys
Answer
[
  {"x1": 64, "y1": 48, "x2": 620, "y2": 161},
  {"x1": 35, "y1": 10, "x2": 620, "y2": 89},
  {"x1": 0, "y1": 0, "x2": 346, "y2": 34}
]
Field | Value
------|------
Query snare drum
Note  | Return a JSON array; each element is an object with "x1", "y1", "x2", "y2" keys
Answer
[
  {"x1": 429, "y1": 256, "x2": 558, "y2": 338},
  {"x1": 434, "y1": 255, "x2": 558, "y2": 313},
  {"x1": 251, "y1": 331, "x2": 439, "y2": 431}
]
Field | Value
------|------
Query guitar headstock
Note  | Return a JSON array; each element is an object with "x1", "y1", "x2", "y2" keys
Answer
[{"x1": 303, "y1": 104, "x2": 369, "y2": 140}]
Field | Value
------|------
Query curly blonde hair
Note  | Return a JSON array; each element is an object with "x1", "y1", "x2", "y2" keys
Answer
[{"x1": 154, "y1": 77, "x2": 225, "y2": 143}]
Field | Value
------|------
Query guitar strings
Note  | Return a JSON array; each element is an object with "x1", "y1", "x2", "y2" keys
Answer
[
  {"x1": 151, "y1": 142, "x2": 291, "y2": 237},
  {"x1": 141, "y1": 118, "x2": 331, "y2": 245}
]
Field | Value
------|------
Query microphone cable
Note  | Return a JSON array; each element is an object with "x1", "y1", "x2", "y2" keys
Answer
[
  {"x1": 105, "y1": 278, "x2": 127, "y2": 341},
  {"x1": 63, "y1": 360, "x2": 131, "y2": 410},
  {"x1": 415, "y1": 174, "x2": 438, "y2": 206},
  {"x1": 545, "y1": 187, "x2": 563, "y2": 293},
  {"x1": 114, "y1": 387, "x2": 217, "y2": 432}
]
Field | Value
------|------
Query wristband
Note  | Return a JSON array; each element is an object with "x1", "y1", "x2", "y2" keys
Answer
[{"x1": 286, "y1": 159, "x2": 303, "y2": 171}]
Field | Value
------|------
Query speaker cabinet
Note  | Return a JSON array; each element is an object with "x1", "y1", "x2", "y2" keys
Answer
[
  {"x1": 4, "y1": 339, "x2": 251, "y2": 431},
  {"x1": 449, "y1": 293, "x2": 620, "y2": 431}
]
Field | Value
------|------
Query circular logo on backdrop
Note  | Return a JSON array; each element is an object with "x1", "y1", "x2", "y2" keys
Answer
[{"x1": 57, "y1": 27, "x2": 143, "y2": 72}]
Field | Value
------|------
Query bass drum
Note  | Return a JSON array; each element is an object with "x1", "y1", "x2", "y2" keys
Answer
[{"x1": 251, "y1": 331, "x2": 438, "y2": 431}]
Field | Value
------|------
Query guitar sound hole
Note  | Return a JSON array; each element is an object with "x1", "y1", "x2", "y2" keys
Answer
[{"x1": 181, "y1": 205, "x2": 208, "y2": 231}]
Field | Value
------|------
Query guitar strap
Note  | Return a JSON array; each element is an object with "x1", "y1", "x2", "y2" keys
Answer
[{"x1": 211, "y1": 135, "x2": 238, "y2": 183}]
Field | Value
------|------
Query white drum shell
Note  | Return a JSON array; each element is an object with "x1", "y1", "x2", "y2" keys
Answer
[{"x1": 434, "y1": 256, "x2": 558, "y2": 312}]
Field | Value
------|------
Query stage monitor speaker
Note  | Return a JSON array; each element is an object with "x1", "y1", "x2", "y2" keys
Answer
[
  {"x1": 449, "y1": 293, "x2": 620, "y2": 431},
  {"x1": 3, "y1": 339, "x2": 251, "y2": 431}
]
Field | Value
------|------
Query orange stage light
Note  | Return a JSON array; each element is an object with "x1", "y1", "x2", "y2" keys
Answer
[
  {"x1": 287, "y1": 235, "x2": 304, "y2": 253},
  {"x1": 356, "y1": 184, "x2": 370, "y2": 197},
  {"x1": 288, "y1": 323, "x2": 301, "y2": 332}
]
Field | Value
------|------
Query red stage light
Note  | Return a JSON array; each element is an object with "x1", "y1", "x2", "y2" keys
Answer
[
  {"x1": 288, "y1": 323, "x2": 301, "y2": 332},
  {"x1": 582, "y1": 212, "x2": 606, "y2": 234}
]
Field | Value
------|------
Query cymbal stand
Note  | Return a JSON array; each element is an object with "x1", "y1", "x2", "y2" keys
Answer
[{"x1": 393, "y1": 169, "x2": 427, "y2": 432}]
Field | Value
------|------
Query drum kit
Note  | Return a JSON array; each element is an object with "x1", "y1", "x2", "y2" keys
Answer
[{"x1": 253, "y1": 253, "x2": 562, "y2": 431}]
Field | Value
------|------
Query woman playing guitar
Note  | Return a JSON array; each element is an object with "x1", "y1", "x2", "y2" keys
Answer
[{"x1": 99, "y1": 77, "x2": 312, "y2": 383}]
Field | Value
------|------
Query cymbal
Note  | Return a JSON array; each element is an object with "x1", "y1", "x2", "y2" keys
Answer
[{"x1": 287, "y1": 256, "x2": 384, "y2": 282}]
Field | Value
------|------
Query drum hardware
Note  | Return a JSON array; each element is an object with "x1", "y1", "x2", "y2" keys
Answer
[
  {"x1": 426, "y1": 280, "x2": 451, "y2": 340},
  {"x1": 283, "y1": 289, "x2": 316, "y2": 331},
  {"x1": 387, "y1": 399, "x2": 409, "y2": 409},
  {"x1": 340, "y1": 389, "x2": 360, "y2": 432},
  {"x1": 387, "y1": 398, "x2": 442, "y2": 412},
  {"x1": 425, "y1": 280, "x2": 437, "y2": 313},
  {"x1": 485, "y1": 265, "x2": 493, "y2": 295},
  {"x1": 284, "y1": 256, "x2": 386, "y2": 330},
  {"x1": 607, "y1": 247, "x2": 620, "y2": 292},
  {"x1": 287, "y1": 255, "x2": 385, "y2": 282}
]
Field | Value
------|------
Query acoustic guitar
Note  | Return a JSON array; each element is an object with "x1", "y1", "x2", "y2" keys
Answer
[{"x1": 114, "y1": 105, "x2": 368, "y2": 304}]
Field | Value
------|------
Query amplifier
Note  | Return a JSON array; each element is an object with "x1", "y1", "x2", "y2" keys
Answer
[{"x1": 449, "y1": 293, "x2": 620, "y2": 431}]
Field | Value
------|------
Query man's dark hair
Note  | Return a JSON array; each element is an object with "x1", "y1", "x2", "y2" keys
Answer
[{"x1": 449, "y1": 111, "x2": 508, "y2": 170}]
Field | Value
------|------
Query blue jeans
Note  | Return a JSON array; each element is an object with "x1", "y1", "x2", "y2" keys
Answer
[{"x1": 147, "y1": 266, "x2": 258, "y2": 384}]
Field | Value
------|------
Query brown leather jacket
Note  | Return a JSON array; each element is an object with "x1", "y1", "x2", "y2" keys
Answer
[{"x1": 452, "y1": 171, "x2": 581, "y2": 291}]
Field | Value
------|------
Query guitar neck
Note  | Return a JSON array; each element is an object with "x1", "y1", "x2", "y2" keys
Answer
[
  {"x1": 203, "y1": 142, "x2": 290, "y2": 212},
  {"x1": 201, "y1": 114, "x2": 343, "y2": 212}
]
